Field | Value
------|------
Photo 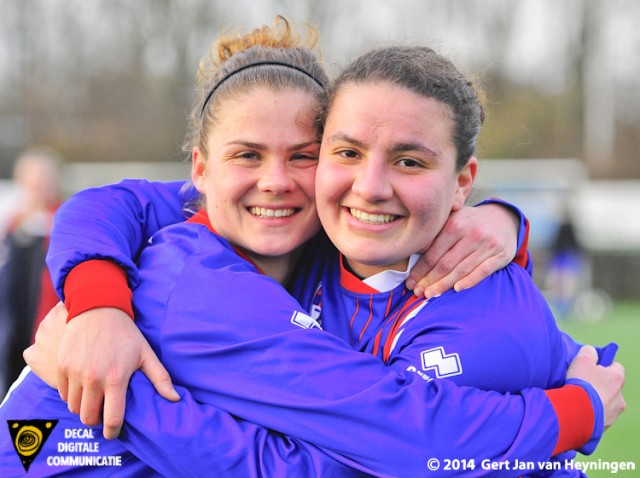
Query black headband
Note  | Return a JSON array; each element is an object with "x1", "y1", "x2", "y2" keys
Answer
[{"x1": 200, "y1": 61, "x2": 325, "y2": 117}]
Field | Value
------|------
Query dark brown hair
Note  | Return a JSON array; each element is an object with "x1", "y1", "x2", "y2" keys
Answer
[{"x1": 330, "y1": 46, "x2": 485, "y2": 170}]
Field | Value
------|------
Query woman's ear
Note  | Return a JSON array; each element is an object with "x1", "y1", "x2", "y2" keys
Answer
[
  {"x1": 452, "y1": 156, "x2": 478, "y2": 211},
  {"x1": 191, "y1": 147, "x2": 207, "y2": 194}
]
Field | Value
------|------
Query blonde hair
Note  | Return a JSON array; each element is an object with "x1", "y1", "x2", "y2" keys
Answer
[{"x1": 184, "y1": 16, "x2": 328, "y2": 158}]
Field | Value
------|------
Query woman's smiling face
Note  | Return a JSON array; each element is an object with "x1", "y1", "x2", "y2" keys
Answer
[
  {"x1": 316, "y1": 83, "x2": 476, "y2": 278},
  {"x1": 192, "y1": 87, "x2": 322, "y2": 262}
]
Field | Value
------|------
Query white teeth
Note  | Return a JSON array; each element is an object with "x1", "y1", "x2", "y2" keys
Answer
[
  {"x1": 249, "y1": 207, "x2": 296, "y2": 218},
  {"x1": 349, "y1": 208, "x2": 397, "y2": 224}
]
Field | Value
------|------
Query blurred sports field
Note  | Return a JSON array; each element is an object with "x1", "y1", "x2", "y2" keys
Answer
[{"x1": 559, "y1": 301, "x2": 640, "y2": 477}]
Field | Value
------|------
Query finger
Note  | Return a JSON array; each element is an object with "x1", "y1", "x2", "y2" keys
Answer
[
  {"x1": 422, "y1": 259, "x2": 496, "y2": 299},
  {"x1": 54, "y1": 301, "x2": 67, "y2": 315},
  {"x1": 22, "y1": 345, "x2": 35, "y2": 367},
  {"x1": 57, "y1": 369, "x2": 70, "y2": 403},
  {"x1": 57, "y1": 348, "x2": 73, "y2": 403},
  {"x1": 79, "y1": 385, "x2": 105, "y2": 427},
  {"x1": 406, "y1": 250, "x2": 441, "y2": 290},
  {"x1": 411, "y1": 247, "x2": 466, "y2": 296},
  {"x1": 66, "y1": 380, "x2": 83, "y2": 415},
  {"x1": 417, "y1": 270, "x2": 455, "y2": 299},
  {"x1": 407, "y1": 226, "x2": 464, "y2": 289},
  {"x1": 450, "y1": 256, "x2": 506, "y2": 293},
  {"x1": 577, "y1": 345, "x2": 598, "y2": 363},
  {"x1": 611, "y1": 362, "x2": 625, "y2": 386},
  {"x1": 416, "y1": 246, "x2": 491, "y2": 297},
  {"x1": 139, "y1": 347, "x2": 180, "y2": 402},
  {"x1": 102, "y1": 384, "x2": 126, "y2": 440}
]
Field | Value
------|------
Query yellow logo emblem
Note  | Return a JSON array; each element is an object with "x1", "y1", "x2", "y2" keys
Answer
[{"x1": 7, "y1": 419, "x2": 58, "y2": 472}]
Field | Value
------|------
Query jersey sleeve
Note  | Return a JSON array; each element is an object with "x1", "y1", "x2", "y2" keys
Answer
[
  {"x1": 121, "y1": 383, "x2": 599, "y2": 477},
  {"x1": 373, "y1": 266, "x2": 603, "y2": 461},
  {"x1": 120, "y1": 349, "x2": 598, "y2": 477},
  {"x1": 383, "y1": 266, "x2": 568, "y2": 389},
  {"x1": 46, "y1": 179, "x2": 191, "y2": 300},
  {"x1": 63, "y1": 259, "x2": 135, "y2": 320},
  {"x1": 129, "y1": 228, "x2": 600, "y2": 477},
  {"x1": 475, "y1": 198, "x2": 532, "y2": 275},
  {"x1": 120, "y1": 372, "x2": 370, "y2": 477}
]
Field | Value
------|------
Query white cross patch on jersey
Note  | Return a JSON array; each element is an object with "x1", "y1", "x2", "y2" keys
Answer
[
  {"x1": 420, "y1": 346, "x2": 462, "y2": 378},
  {"x1": 290, "y1": 311, "x2": 322, "y2": 330}
]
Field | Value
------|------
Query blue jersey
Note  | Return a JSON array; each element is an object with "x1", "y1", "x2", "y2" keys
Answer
[
  {"x1": 307, "y1": 252, "x2": 568, "y2": 389},
  {"x1": 297, "y1": 251, "x2": 591, "y2": 476},
  {"x1": 0, "y1": 180, "x2": 605, "y2": 477}
]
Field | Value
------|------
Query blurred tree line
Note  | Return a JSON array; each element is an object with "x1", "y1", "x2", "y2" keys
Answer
[{"x1": 1, "y1": 0, "x2": 638, "y2": 179}]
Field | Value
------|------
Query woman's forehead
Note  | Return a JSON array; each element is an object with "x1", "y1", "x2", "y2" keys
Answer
[
  {"x1": 323, "y1": 83, "x2": 456, "y2": 159},
  {"x1": 207, "y1": 88, "x2": 321, "y2": 146},
  {"x1": 216, "y1": 87, "x2": 320, "y2": 122},
  {"x1": 327, "y1": 83, "x2": 451, "y2": 129}
]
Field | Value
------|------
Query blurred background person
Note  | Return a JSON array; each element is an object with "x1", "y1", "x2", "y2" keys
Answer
[
  {"x1": 0, "y1": 147, "x2": 62, "y2": 397},
  {"x1": 544, "y1": 208, "x2": 587, "y2": 320}
]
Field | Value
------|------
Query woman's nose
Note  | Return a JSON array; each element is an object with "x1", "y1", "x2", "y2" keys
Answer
[
  {"x1": 352, "y1": 158, "x2": 392, "y2": 202},
  {"x1": 258, "y1": 159, "x2": 295, "y2": 195}
]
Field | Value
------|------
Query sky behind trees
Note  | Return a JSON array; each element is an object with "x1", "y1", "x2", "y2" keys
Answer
[{"x1": 1, "y1": 0, "x2": 638, "y2": 178}]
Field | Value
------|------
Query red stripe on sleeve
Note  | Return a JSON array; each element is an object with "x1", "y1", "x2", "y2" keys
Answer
[
  {"x1": 545, "y1": 384, "x2": 595, "y2": 455},
  {"x1": 513, "y1": 218, "x2": 530, "y2": 269},
  {"x1": 64, "y1": 260, "x2": 134, "y2": 322}
]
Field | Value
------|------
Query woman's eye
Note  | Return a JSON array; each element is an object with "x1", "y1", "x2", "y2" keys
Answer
[
  {"x1": 398, "y1": 158, "x2": 423, "y2": 168},
  {"x1": 338, "y1": 149, "x2": 359, "y2": 159},
  {"x1": 292, "y1": 153, "x2": 318, "y2": 161}
]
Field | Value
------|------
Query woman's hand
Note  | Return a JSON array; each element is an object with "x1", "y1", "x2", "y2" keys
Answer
[
  {"x1": 407, "y1": 203, "x2": 519, "y2": 298},
  {"x1": 24, "y1": 303, "x2": 180, "y2": 440},
  {"x1": 24, "y1": 302, "x2": 67, "y2": 388},
  {"x1": 566, "y1": 346, "x2": 626, "y2": 430}
]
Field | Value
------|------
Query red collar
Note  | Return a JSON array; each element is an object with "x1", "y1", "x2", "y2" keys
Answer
[
  {"x1": 339, "y1": 254, "x2": 380, "y2": 294},
  {"x1": 186, "y1": 210, "x2": 265, "y2": 275}
]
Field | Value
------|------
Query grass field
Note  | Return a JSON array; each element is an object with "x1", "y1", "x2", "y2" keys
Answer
[{"x1": 558, "y1": 301, "x2": 640, "y2": 477}]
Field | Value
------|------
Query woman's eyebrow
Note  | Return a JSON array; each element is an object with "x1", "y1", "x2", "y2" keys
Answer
[
  {"x1": 390, "y1": 142, "x2": 439, "y2": 157},
  {"x1": 224, "y1": 140, "x2": 264, "y2": 149},
  {"x1": 287, "y1": 140, "x2": 321, "y2": 151},
  {"x1": 324, "y1": 133, "x2": 365, "y2": 148},
  {"x1": 223, "y1": 140, "x2": 319, "y2": 151},
  {"x1": 324, "y1": 134, "x2": 439, "y2": 157}
]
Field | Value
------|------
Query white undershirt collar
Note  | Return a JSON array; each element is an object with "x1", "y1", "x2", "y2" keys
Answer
[{"x1": 362, "y1": 254, "x2": 420, "y2": 292}]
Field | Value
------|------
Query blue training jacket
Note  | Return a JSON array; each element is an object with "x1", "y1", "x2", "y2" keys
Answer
[{"x1": 0, "y1": 180, "x2": 608, "y2": 477}]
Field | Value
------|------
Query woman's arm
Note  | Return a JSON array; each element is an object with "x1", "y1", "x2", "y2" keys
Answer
[
  {"x1": 44, "y1": 179, "x2": 192, "y2": 436},
  {"x1": 121, "y1": 373, "x2": 371, "y2": 478},
  {"x1": 41, "y1": 179, "x2": 528, "y2": 438},
  {"x1": 47, "y1": 179, "x2": 191, "y2": 301},
  {"x1": 121, "y1": 227, "x2": 620, "y2": 476},
  {"x1": 24, "y1": 288, "x2": 625, "y2": 477},
  {"x1": 407, "y1": 198, "x2": 531, "y2": 298},
  {"x1": 117, "y1": 357, "x2": 616, "y2": 478}
]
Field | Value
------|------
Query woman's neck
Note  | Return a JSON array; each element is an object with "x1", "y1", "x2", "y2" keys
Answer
[{"x1": 248, "y1": 247, "x2": 302, "y2": 286}]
